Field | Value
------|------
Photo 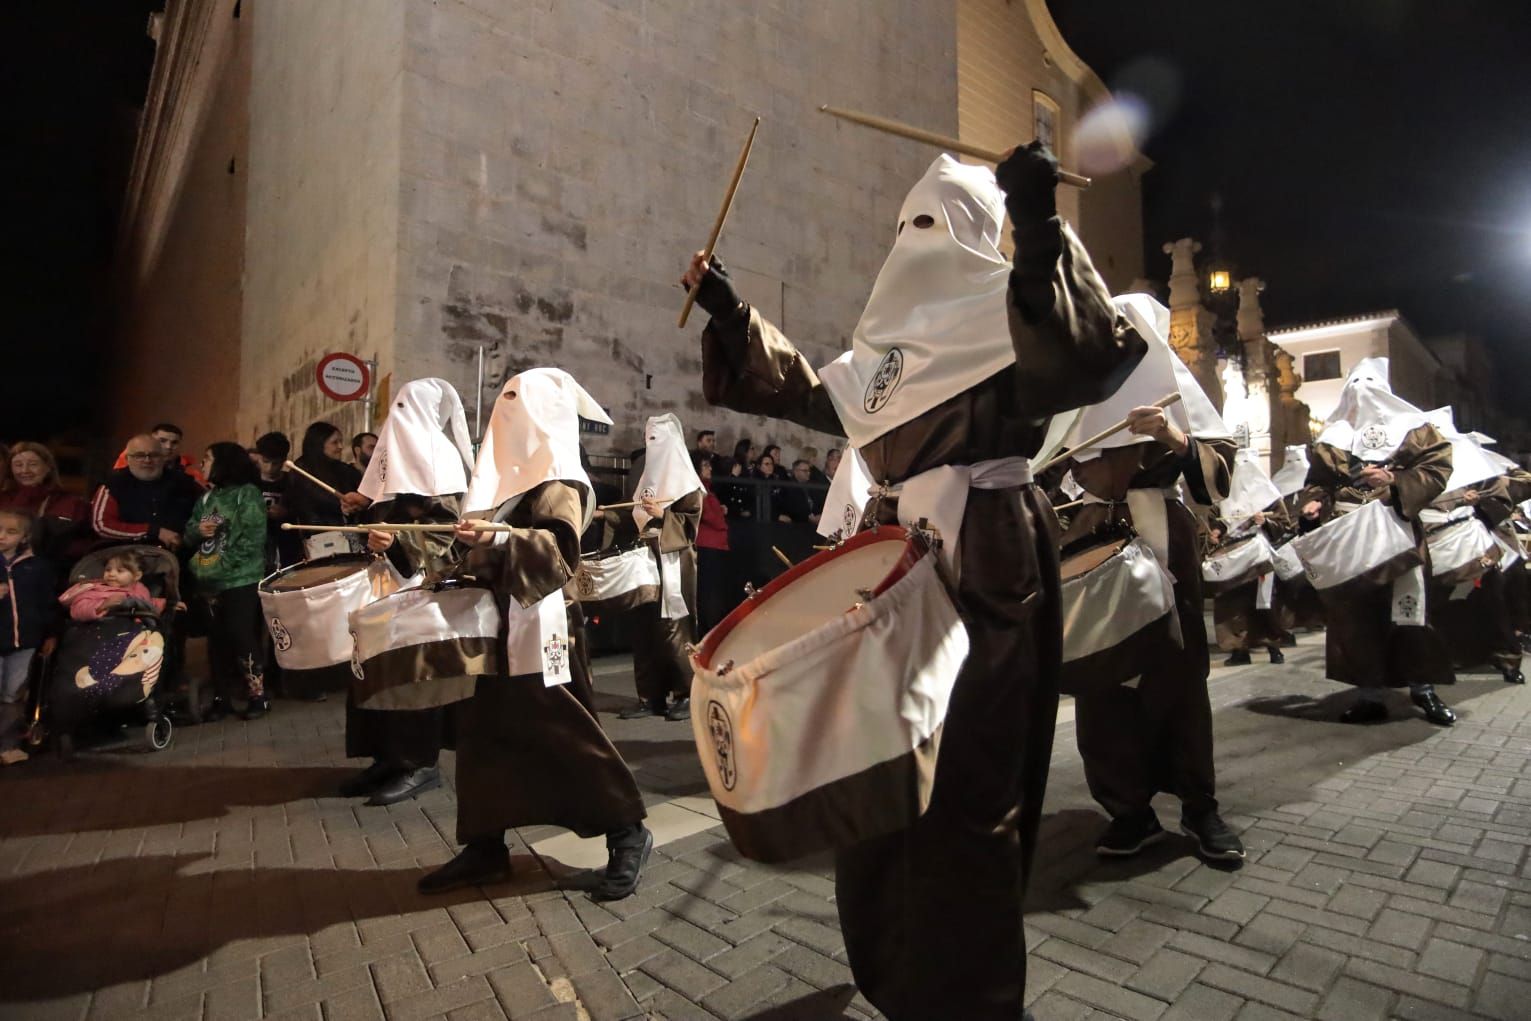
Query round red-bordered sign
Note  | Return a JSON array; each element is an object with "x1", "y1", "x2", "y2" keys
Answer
[{"x1": 316, "y1": 353, "x2": 371, "y2": 402}]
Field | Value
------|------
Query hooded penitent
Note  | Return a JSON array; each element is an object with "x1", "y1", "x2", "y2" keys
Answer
[
  {"x1": 359, "y1": 378, "x2": 474, "y2": 501},
  {"x1": 1315, "y1": 357, "x2": 1430, "y2": 463},
  {"x1": 1423, "y1": 407, "x2": 1510, "y2": 495},
  {"x1": 632, "y1": 414, "x2": 703, "y2": 530},
  {"x1": 817, "y1": 155, "x2": 1018, "y2": 449},
  {"x1": 1060, "y1": 293, "x2": 1228, "y2": 461},
  {"x1": 1271, "y1": 445, "x2": 1311, "y2": 498},
  {"x1": 464, "y1": 368, "x2": 611, "y2": 527},
  {"x1": 1221, "y1": 448, "x2": 1284, "y2": 523}
]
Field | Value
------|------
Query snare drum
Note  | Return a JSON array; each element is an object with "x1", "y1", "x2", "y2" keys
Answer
[
  {"x1": 1424, "y1": 511, "x2": 1500, "y2": 587},
  {"x1": 350, "y1": 584, "x2": 502, "y2": 710},
  {"x1": 689, "y1": 526, "x2": 968, "y2": 864},
  {"x1": 1201, "y1": 533, "x2": 1276, "y2": 594},
  {"x1": 566, "y1": 545, "x2": 660, "y2": 616},
  {"x1": 1272, "y1": 541, "x2": 1306, "y2": 582},
  {"x1": 259, "y1": 555, "x2": 401, "y2": 671},
  {"x1": 1288, "y1": 499, "x2": 1420, "y2": 590},
  {"x1": 1058, "y1": 534, "x2": 1179, "y2": 696}
]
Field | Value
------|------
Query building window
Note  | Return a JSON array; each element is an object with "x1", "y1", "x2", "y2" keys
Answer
[
  {"x1": 1303, "y1": 350, "x2": 1342, "y2": 382},
  {"x1": 1033, "y1": 91, "x2": 1060, "y2": 152}
]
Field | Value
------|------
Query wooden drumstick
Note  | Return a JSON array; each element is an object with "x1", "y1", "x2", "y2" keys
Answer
[
  {"x1": 1052, "y1": 499, "x2": 1086, "y2": 513},
  {"x1": 679, "y1": 116, "x2": 761, "y2": 328},
  {"x1": 598, "y1": 498, "x2": 676, "y2": 512},
  {"x1": 281, "y1": 522, "x2": 514, "y2": 534},
  {"x1": 284, "y1": 460, "x2": 344, "y2": 499},
  {"x1": 1034, "y1": 393, "x2": 1185, "y2": 474},
  {"x1": 819, "y1": 105, "x2": 1091, "y2": 189},
  {"x1": 771, "y1": 546, "x2": 794, "y2": 569},
  {"x1": 280, "y1": 523, "x2": 372, "y2": 534}
]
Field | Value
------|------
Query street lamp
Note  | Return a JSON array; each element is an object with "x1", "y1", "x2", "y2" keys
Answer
[{"x1": 1208, "y1": 269, "x2": 1232, "y2": 293}]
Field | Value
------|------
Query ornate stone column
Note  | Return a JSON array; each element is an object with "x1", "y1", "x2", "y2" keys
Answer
[
  {"x1": 1235, "y1": 277, "x2": 1275, "y2": 471},
  {"x1": 1162, "y1": 238, "x2": 1223, "y2": 410},
  {"x1": 1273, "y1": 346, "x2": 1314, "y2": 460}
]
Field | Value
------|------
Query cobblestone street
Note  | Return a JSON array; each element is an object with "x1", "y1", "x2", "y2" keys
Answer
[{"x1": 2, "y1": 633, "x2": 1529, "y2": 1021}]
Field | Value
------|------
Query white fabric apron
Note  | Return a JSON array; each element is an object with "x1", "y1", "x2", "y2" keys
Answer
[
  {"x1": 504, "y1": 591, "x2": 571, "y2": 686},
  {"x1": 658, "y1": 549, "x2": 688, "y2": 620}
]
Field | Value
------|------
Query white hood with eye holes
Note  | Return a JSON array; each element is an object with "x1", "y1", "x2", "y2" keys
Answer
[
  {"x1": 818, "y1": 154, "x2": 1020, "y2": 449},
  {"x1": 1316, "y1": 357, "x2": 1431, "y2": 463}
]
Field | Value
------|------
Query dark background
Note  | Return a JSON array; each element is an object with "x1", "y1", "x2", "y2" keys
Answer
[{"x1": 5, "y1": 2, "x2": 1530, "y2": 441}]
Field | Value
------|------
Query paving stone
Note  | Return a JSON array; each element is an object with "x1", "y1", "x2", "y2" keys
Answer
[
  {"x1": 1416, "y1": 937, "x2": 1486, "y2": 986},
  {"x1": 1160, "y1": 982, "x2": 1243, "y2": 1021},
  {"x1": 485, "y1": 961, "x2": 558, "y2": 1017},
  {"x1": 1326, "y1": 883, "x2": 1387, "y2": 920},
  {"x1": 1316, "y1": 976, "x2": 1393, "y2": 1021},
  {"x1": 568, "y1": 968, "x2": 644, "y2": 1021},
  {"x1": 1473, "y1": 969, "x2": 1531, "y2": 1021},
  {"x1": 1053, "y1": 971, "x2": 1168, "y2": 1021},
  {"x1": 699, "y1": 963, "x2": 792, "y2": 1020},
  {"x1": 1125, "y1": 948, "x2": 1205, "y2": 1002},
  {"x1": 1341, "y1": 957, "x2": 1472, "y2": 1009},
  {"x1": 1268, "y1": 940, "x2": 1345, "y2": 992},
  {"x1": 1196, "y1": 963, "x2": 1318, "y2": 1016},
  {"x1": 1233, "y1": 912, "x2": 1307, "y2": 956},
  {"x1": 1166, "y1": 931, "x2": 1275, "y2": 976},
  {"x1": 1365, "y1": 907, "x2": 1432, "y2": 950},
  {"x1": 1099, "y1": 919, "x2": 1176, "y2": 965},
  {"x1": 1205, "y1": 888, "x2": 1270, "y2": 926},
  {"x1": 638, "y1": 949, "x2": 727, "y2": 1002}
]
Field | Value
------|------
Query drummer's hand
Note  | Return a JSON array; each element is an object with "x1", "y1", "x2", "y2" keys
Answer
[
  {"x1": 681, "y1": 252, "x2": 744, "y2": 321},
  {"x1": 1126, "y1": 405, "x2": 1188, "y2": 455},
  {"x1": 454, "y1": 519, "x2": 500, "y2": 546},
  {"x1": 1252, "y1": 511, "x2": 1266, "y2": 526},
  {"x1": 1301, "y1": 500, "x2": 1323, "y2": 519},
  {"x1": 639, "y1": 497, "x2": 662, "y2": 519},
  {"x1": 365, "y1": 529, "x2": 395, "y2": 553},
  {"x1": 340, "y1": 492, "x2": 371, "y2": 515},
  {"x1": 1462, "y1": 489, "x2": 1481, "y2": 505},
  {"x1": 1358, "y1": 466, "x2": 1394, "y2": 489},
  {"x1": 197, "y1": 518, "x2": 217, "y2": 538}
]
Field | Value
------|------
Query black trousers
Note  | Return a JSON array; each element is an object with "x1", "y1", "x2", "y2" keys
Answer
[
  {"x1": 203, "y1": 583, "x2": 265, "y2": 704},
  {"x1": 629, "y1": 602, "x2": 691, "y2": 704}
]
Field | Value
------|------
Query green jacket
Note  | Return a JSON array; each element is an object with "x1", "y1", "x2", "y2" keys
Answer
[{"x1": 184, "y1": 484, "x2": 268, "y2": 593}]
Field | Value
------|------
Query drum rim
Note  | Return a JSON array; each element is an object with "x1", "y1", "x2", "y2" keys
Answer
[
  {"x1": 259, "y1": 552, "x2": 377, "y2": 592},
  {"x1": 694, "y1": 525, "x2": 918, "y2": 670},
  {"x1": 1059, "y1": 535, "x2": 1134, "y2": 583}
]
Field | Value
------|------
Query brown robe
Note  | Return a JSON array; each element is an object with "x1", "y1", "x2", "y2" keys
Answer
[
  {"x1": 1428, "y1": 478, "x2": 1522, "y2": 673},
  {"x1": 345, "y1": 495, "x2": 461, "y2": 767},
  {"x1": 1212, "y1": 501, "x2": 1293, "y2": 653},
  {"x1": 1297, "y1": 424, "x2": 1455, "y2": 688},
  {"x1": 452, "y1": 480, "x2": 646, "y2": 843},
  {"x1": 701, "y1": 218, "x2": 1145, "y2": 1020},
  {"x1": 1060, "y1": 436, "x2": 1235, "y2": 821},
  {"x1": 630, "y1": 488, "x2": 702, "y2": 704}
]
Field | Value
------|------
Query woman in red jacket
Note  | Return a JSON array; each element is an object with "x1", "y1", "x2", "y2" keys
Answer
[
  {"x1": 694, "y1": 453, "x2": 731, "y2": 635},
  {"x1": 0, "y1": 442, "x2": 90, "y2": 564}
]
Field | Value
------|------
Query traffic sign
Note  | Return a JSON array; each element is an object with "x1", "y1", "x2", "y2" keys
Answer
[{"x1": 316, "y1": 353, "x2": 371, "y2": 402}]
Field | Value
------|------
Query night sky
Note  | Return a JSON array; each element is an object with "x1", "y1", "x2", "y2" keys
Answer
[
  {"x1": 1049, "y1": 0, "x2": 1531, "y2": 405},
  {"x1": 6, "y1": 3, "x2": 1531, "y2": 440}
]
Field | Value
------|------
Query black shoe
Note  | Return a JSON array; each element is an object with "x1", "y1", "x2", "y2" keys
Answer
[
  {"x1": 1224, "y1": 651, "x2": 1251, "y2": 667},
  {"x1": 1283, "y1": 634, "x2": 1299, "y2": 647},
  {"x1": 1268, "y1": 648, "x2": 1285, "y2": 665},
  {"x1": 1181, "y1": 810, "x2": 1246, "y2": 862},
  {"x1": 1502, "y1": 667, "x2": 1525, "y2": 685},
  {"x1": 418, "y1": 841, "x2": 512, "y2": 895},
  {"x1": 1095, "y1": 812, "x2": 1165, "y2": 857},
  {"x1": 242, "y1": 696, "x2": 270, "y2": 720},
  {"x1": 665, "y1": 697, "x2": 691, "y2": 722},
  {"x1": 367, "y1": 766, "x2": 443, "y2": 806},
  {"x1": 1339, "y1": 699, "x2": 1389, "y2": 725},
  {"x1": 204, "y1": 697, "x2": 231, "y2": 722},
  {"x1": 1410, "y1": 687, "x2": 1456, "y2": 726},
  {"x1": 339, "y1": 760, "x2": 396, "y2": 798},
  {"x1": 618, "y1": 700, "x2": 664, "y2": 720},
  {"x1": 592, "y1": 825, "x2": 653, "y2": 901}
]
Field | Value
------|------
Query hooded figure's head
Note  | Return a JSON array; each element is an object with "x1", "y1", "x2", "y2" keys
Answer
[
  {"x1": 1317, "y1": 358, "x2": 1429, "y2": 462},
  {"x1": 359, "y1": 378, "x2": 474, "y2": 501}
]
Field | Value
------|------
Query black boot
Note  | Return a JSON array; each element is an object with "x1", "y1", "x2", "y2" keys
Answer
[
  {"x1": 1095, "y1": 811, "x2": 1165, "y2": 857},
  {"x1": 339, "y1": 760, "x2": 395, "y2": 798},
  {"x1": 1223, "y1": 650, "x2": 1251, "y2": 667},
  {"x1": 1268, "y1": 647, "x2": 1285, "y2": 665},
  {"x1": 1502, "y1": 666, "x2": 1525, "y2": 685},
  {"x1": 1181, "y1": 809, "x2": 1246, "y2": 863},
  {"x1": 618, "y1": 699, "x2": 665, "y2": 720},
  {"x1": 418, "y1": 839, "x2": 512, "y2": 895},
  {"x1": 665, "y1": 697, "x2": 691, "y2": 722},
  {"x1": 592, "y1": 824, "x2": 653, "y2": 901},
  {"x1": 1410, "y1": 686, "x2": 1456, "y2": 727},
  {"x1": 367, "y1": 766, "x2": 443, "y2": 806},
  {"x1": 243, "y1": 696, "x2": 271, "y2": 720}
]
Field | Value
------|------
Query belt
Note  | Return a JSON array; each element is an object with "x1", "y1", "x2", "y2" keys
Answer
[{"x1": 871, "y1": 456, "x2": 1034, "y2": 580}]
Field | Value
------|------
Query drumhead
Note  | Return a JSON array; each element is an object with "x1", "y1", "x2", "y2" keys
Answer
[
  {"x1": 263, "y1": 554, "x2": 373, "y2": 591},
  {"x1": 698, "y1": 526, "x2": 919, "y2": 671},
  {"x1": 1060, "y1": 538, "x2": 1130, "y2": 581}
]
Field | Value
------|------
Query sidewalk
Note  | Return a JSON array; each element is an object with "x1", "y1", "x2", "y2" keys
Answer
[{"x1": 1, "y1": 632, "x2": 1527, "y2": 1020}]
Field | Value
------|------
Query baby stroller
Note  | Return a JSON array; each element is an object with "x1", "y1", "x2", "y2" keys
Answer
[{"x1": 29, "y1": 544, "x2": 179, "y2": 756}]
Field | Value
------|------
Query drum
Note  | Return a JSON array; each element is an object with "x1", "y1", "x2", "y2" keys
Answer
[
  {"x1": 689, "y1": 525, "x2": 967, "y2": 864},
  {"x1": 350, "y1": 583, "x2": 502, "y2": 710},
  {"x1": 1058, "y1": 534, "x2": 1179, "y2": 697},
  {"x1": 259, "y1": 554, "x2": 400, "y2": 671},
  {"x1": 1424, "y1": 510, "x2": 1500, "y2": 587},
  {"x1": 1271, "y1": 541, "x2": 1306, "y2": 582},
  {"x1": 566, "y1": 545, "x2": 660, "y2": 617},
  {"x1": 1288, "y1": 499, "x2": 1420, "y2": 590},
  {"x1": 1201, "y1": 533, "x2": 1276, "y2": 594}
]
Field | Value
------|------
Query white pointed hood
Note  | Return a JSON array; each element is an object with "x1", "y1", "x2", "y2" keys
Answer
[
  {"x1": 1220, "y1": 448, "x2": 1283, "y2": 522},
  {"x1": 1062, "y1": 293, "x2": 1228, "y2": 460},
  {"x1": 464, "y1": 367, "x2": 609, "y2": 527},
  {"x1": 1271, "y1": 445, "x2": 1311, "y2": 498},
  {"x1": 633, "y1": 413, "x2": 703, "y2": 529},
  {"x1": 1316, "y1": 357, "x2": 1430, "y2": 462},
  {"x1": 817, "y1": 155, "x2": 1017, "y2": 448},
  {"x1": 1424, "y1": 407, "x2": 1507, "y2": 495},
  {"x1": 359, "y1": 378, "x2": 474, "y2": 501}
]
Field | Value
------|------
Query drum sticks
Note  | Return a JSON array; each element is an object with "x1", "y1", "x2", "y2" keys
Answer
[
  {"x1": 1034, "y1": 393, "x2": 1185, "y2": 474},
  {"x1": 678, "y1": 116, "x2": 761, "y2": 328},
  {"x1": 598, "y1": 498, "x2": 675, "y2": 512},
  {"x1": 280, "y1": 522, "x2": 514, "y2": 534},
  {"x1": 819, "y1": 105, "x2": 1091, "y2": 189},
  {"x1": 284, "y1": 461, "x2": 344, "y2": 499},
  {"x1": 771, "y1": 546, "x2": 794, "y2": 569}
]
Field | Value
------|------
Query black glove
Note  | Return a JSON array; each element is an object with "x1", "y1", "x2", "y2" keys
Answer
[
  {"x1": 995, "y1": 140, "x2": 1059, "y2": 224},
  {"x1": 694, "y1": 256, "x2": 745, "y2": 322}
]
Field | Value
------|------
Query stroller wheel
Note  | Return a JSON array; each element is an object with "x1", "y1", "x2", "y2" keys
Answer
[{"x1": 144, "y1": 717, "x2": 173, "y2": 751}]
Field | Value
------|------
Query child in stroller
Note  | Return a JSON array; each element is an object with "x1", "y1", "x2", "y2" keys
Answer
[{"x1": 35, "y1": 544, "x2": 181, "y2": 754}]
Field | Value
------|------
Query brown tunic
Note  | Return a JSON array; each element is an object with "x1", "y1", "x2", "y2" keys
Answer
[
  {"x1": 1212, "y1": 501, "x2": 1294, "y2": 653},
  {"x1": 1060, "y1": 435, "x2": 1236, "y2": 820},
  {"x1": 631, "y1": 489, "x2": 701, "y2": 704},
  {"x1": 1297, "y1": 425, "x2": 1454, "y2": 688},
  {"x1": 452, "y1": 480, "x2": 645, "y2": 842},
  {"x1": 1428, "y1": 478, "x2": 1522, "y2": 672},
  {"x1": 701, "y1": 217, "x2": 1145, "y2": 1020}
]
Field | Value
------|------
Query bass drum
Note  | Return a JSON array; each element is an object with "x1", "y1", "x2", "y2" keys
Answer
[{"x1": 1058, "y1": 527, "x2": 1180, "y2": 697}]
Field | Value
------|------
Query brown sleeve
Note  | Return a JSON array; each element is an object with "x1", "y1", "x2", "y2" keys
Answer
[
  {"x1": 1389, "y1": 424, "x2": 1452, "y2": 520},
  {"x1": 1473, "y1": 477, "x2": 1515, "y2": 527},
  {"x1": 1182, "y1": 436, "x2": 1235, "y2": 505},
  {"x1": 652, "y1": 488, "x2": 702, "y2": 554},
  {"x1": 1298, "y1": 443, "x2": 1348, "y2": 525},
  {"x1": 1505, "y1": 469, "x2": 1531, "y2": 504},
  {"x1": 466, "y1": 482, "x2": 584, "y2": 608},
  {"x1": 1007, "y1": 221, "x2": 1149, "y2": 416},
  {"x1": 701, "y1": 308, "x2": 844, "y2": 436}
]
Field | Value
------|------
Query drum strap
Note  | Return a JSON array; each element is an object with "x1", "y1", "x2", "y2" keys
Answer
[
  {"x1": 1082, "y1": 487, "x2": 1181, "y2": 571},
  {"x1": 879, "y1": 457, "x2": 1033, "y2": 581}
]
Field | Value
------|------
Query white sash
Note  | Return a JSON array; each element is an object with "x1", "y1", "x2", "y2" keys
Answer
[
  {"x1": 505, "y1": 591, "x2": 571, "y2": 686},
  {"x1": 658, "y1": 549, "x2": 688, "y2": 620},
  {"x1": 890, "y1": 457, "x2": 1033, "y2": 579},
  {"x1": 1256, "y1": 571, "x2": 1276, "y2": 610},
  {"x1": 1391, "y1": 565, "x2": 1426, "y2": 626}
]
